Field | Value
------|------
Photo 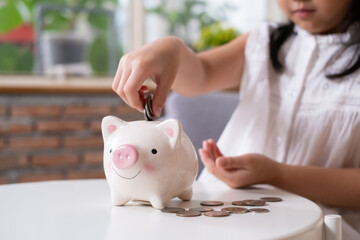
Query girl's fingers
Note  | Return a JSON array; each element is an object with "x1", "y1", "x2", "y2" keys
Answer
[
  {"x1": 213, "y1": 141, "x2": 223, "y2": 157},
  {"x1": 199, "y1": 148, "x2": 216, "y2": 170},
  {"x1": 151, "y1": 63, "x2": 178, "y2": 117},
  {"x1": 208, "y1": 139, "x2": 219, "y2": 159},
  {"x1": 125, "y1": 67, "x2": 150, "y2": 112},
  {"x1": 203, "y1": 140, "x2": 215, "y2": 159},
  {"x1": 216, "y1": 156, "x2": 247, "y2": 169},
  {"x1": 200, "y1": 148, "x2": 235, "y2": 182},
  {"x1": 205, "y1": 139, "x2": 223, "y2": 159},
  {"x1": 117, "y1": 66, "x2": 132, "y2": 106},
  {"x1": 138, "y1": 85, "x2": 149, "y2": 106},
  {"x1": 202, "y1": 140, "x2": 210, "y2": 153},
  {"x1": 112, "y1": 58, "x2": 123, "y2": 92},
  {"x1": 152, "y1": 79, "x2": 173, "y2": 117}
]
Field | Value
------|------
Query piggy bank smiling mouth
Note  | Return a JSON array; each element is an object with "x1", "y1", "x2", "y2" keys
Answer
[{"x1": 112, "y1": 167, "x2": 141, "y2": 180}]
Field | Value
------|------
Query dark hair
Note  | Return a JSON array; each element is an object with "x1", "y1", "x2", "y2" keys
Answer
[{"x1": 270, "y1": 1, "x2": 360, "y2": 79}]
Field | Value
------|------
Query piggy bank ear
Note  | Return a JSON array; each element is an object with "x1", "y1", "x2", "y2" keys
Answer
[
  {"x1": 156, "y1": 119, "x2": 182, "y2": 148},
  {"x1": 101, "y1": 116, "x2": 127, "y2": 142}
]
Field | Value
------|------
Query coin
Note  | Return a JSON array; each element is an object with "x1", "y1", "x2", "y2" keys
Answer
[
  {"x1": 161, "y1": 207, "x2": 185, "y2": 213},
  {"x1": 249, "y1": 208, "x2": 270, "y2": 213},
  {"x1": 189, "y1": 207, "x2": 214, "y2": 212},
  {"x1": 232, "y1": 200, "x2": 247, "y2": 206},
  {"x1": 176, "y1": 210, "x2": 202, "y2": 217},
  {"x1": 201, "y1": 201, "x2": 224, "y2": 206},
  {"x1": 204, "y1": 211, "x2": 230, "y2": 217},
  {"x1": 144, "y1": 94, "x2": 156, "y2": 121},
  {"x1": 260, "y1": 197, "x2": 282, "y2": 202},
  {"x1": 221, "y1": 207, "x2": 249, "y2": 214},
  {"x1": 243, "y1": 199, "x2": 266, "y2": 206}
]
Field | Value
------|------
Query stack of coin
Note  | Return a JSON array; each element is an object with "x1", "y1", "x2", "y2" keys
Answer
[{"x1": 144, "y1": 94, "x2": 157, "y2": 121}]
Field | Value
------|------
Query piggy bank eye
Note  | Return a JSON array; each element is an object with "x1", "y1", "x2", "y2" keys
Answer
[
  {"x1": 151, "y1": 149, "x2": 157, "y2": 154},
  {"x1": 110, "y1": 149, "x2": 112, "y2": 153}
]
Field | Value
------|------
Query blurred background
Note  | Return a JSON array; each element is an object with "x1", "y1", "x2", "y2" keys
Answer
[{"x1": 0, "y1": 0, "x2": 285, "y2": 184}]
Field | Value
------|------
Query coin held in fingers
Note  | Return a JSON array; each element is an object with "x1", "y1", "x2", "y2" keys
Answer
[{"x1": 144, "y1": 94, "x2": 157, "y2": 121}]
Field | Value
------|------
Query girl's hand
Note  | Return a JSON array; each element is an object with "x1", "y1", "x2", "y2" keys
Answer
[
  {"x1": 199, "y1": 139, "x2": 280, "y2": 188},
  {"x1": 112, "y1": 36, "x2": 183, "y2": 117}
]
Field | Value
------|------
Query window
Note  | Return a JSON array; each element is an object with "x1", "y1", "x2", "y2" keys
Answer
[
  {"x1": 0, "y1": 0, "x2": 285, "y2": 79},
  {"x1": 0, "y1": 0, "x2": 128, "y2": 77}
]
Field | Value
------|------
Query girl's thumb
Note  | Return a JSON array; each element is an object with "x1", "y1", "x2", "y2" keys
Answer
[
  {"x1": 217, "y1": 156, "x2": 244, "y2": 169},
  {"x1": 216, "y1": 157, "x2": 229, "y2": 168}
]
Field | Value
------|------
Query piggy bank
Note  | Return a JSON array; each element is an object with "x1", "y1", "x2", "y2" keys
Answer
[{"x1": 101, "y1": 116, "x2": 198, "y2": 209}]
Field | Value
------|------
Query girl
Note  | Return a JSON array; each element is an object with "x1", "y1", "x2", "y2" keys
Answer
[{"x1": 112, "y1": 0, "x2": 360, "y2": 237}]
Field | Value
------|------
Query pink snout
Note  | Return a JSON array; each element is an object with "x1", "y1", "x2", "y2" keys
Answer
[{"x1": 112, "y1": 144, "x2": 138, "y2": 170}]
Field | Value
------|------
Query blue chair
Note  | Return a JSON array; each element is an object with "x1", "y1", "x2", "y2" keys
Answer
[{"x1": 163, "y1": 91, "x2": 239, "y2": 177}]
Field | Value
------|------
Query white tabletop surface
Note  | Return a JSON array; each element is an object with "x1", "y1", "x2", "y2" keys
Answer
[{"x1": 0, "y1": 179, "x2": 324, "y2": 240}]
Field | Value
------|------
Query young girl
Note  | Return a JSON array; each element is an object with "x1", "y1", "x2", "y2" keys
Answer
[{"x1": 112, "y1": 0, "x2": 360, "y2": 237}]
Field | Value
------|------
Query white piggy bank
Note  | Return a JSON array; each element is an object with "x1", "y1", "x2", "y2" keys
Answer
[{"x1": 101, "y1": 116, "x2": 198, "y2": 209}]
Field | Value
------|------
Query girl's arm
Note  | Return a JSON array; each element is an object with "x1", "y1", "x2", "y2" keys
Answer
[
  {"x1": 172, "y1": 34, "x2": 249, "y2": 96},
  {"x1": 112, "y1": 34, "x2": 248, "y2": 116},
  {"x1": 200, "y1": 139, "x2": 360, "y2": 209},
  {"x1": 275, "y1": 164, "x2": 360, "y2": 209}
]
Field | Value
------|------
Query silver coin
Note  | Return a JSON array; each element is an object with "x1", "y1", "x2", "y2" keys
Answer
[
  {"x1": 249, "y1": 208, "x2": 270, "y2": 213},
  {"x1": 260, "y1": 197, "x2": 282, "y2": 202},
  {"x1": 176, "y1": 210, "x2": 202, "y2": 217},
  {"x1": 221, "y1": 207, "x2": 249, "y2": 214},
  {"x1": 161, "y1": 207, "x2": 185, "y2": 213},
  {"x1": 144, "y1": 94, "x2": 157, "y2": 121}
]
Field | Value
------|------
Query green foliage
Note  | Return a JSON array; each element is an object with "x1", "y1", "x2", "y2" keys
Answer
[
  {"x1": 43, "y1": 11, "x2": 72, "y2": 31},
  {"x1": 147, "y1": 0, "x2": 221, "y2": 45},
  {"x1": 87, "y1": 14, "x2": 109, "y2": 33},
  {"x1": 88, "y1": 36, "x2": 108, "y2": 74},
  {"x1": 0, "y1": 44, "x2": 33, "y2": 72},
  {"x1": 194, "y1": 22, "x2": 239, "y2": 51},
  {"x1": 0, "y1": 2, "x2": 23, "y2": 34}
]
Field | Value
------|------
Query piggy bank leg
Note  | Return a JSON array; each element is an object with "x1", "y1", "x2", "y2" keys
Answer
[
  {"x1": 149, "y1": 195, "x2": 170, "y2": 209},
  {"x1": 178, "y1": 188, "x2": 193, "y2": 201},
  {"x1": 111, "y1": 193, "x2": 129, "y2": 206}
]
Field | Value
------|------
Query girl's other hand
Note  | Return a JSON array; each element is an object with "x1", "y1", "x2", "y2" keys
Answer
[
  {"x1": 199, "y1": 139, "x2": 280, "y2": 188},
  {"x1": 112, "y1": 36, "x2": 183, "y2": 117}
]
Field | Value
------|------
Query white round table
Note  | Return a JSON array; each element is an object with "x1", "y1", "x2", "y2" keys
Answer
[{"x1": 0, "y1": 179, "x2": 324, "y2": 240}]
